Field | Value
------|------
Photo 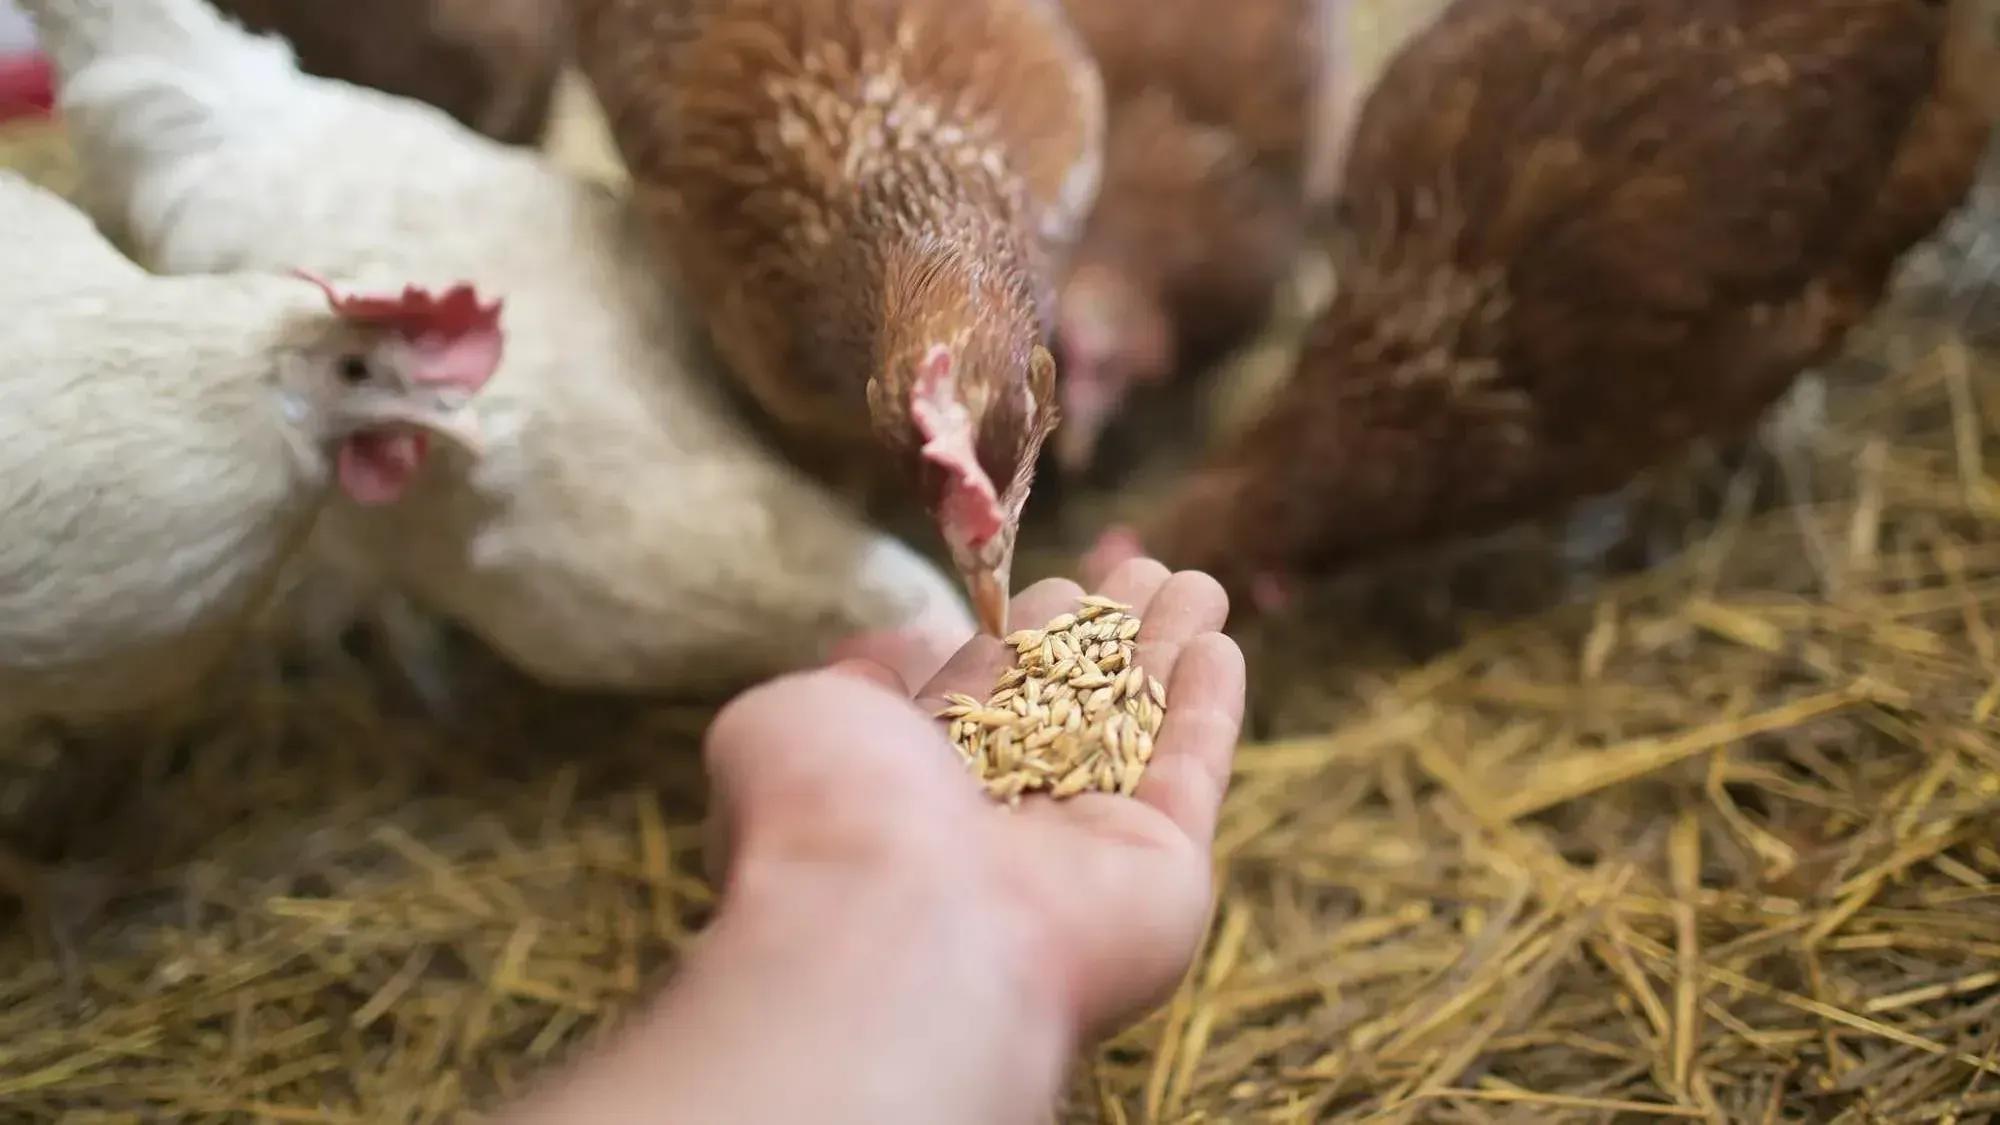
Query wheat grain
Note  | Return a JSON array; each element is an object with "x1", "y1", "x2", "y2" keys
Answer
[{"x1": 937, "y1": 598, "x2": 1168, "y2": 807}]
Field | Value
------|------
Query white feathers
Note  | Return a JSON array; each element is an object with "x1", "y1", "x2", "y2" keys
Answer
[
  {"x1": 0, "y1": 177, "x2": 332, "y2": 727},
  {"x1": 33, "y1": 0, "x2": 976, "y2": 696}
]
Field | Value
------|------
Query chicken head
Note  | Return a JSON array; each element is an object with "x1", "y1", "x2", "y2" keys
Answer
[
  {"x1": 1053, "y1": 263, "x2": 1175, "y2": 474},
  {"x1": 290, "y1": 272, "x2": 505, "y2": 505},
  {"x1": 903, "y1": 341, "x2": 1058, "y2": 637}
]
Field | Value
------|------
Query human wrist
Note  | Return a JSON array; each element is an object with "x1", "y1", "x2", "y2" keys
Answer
[{"x1": 702, "y1": 846, "x2": 1079, "y2": 1123}]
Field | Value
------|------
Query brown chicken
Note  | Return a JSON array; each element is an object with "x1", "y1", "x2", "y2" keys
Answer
[
  {"x1": 1095, "y1": 0, "x2": 2000, "y2": 609},
  {"x1": 206, "y1": 0, "x2": 565, "y2": 145},
  {"x1": 568, "y1": 0, "x2": 1103, "y2": 636},
  {"x1": 1051, "y1": 0, "x2": 1330, "y2": 472}
]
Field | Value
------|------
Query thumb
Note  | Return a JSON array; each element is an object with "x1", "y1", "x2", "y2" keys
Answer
[
  {"x1": 827, "y1": 626, "x2": 959, "y2": 688},
  {"x1": 702, "y1": 671, "x2": 972, "y2": 881},
  {"x1": 822, "y1": 655, "x2": 910, "y2": 696}
]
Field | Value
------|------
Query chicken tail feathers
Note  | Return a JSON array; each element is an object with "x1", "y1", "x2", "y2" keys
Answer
[{"x1": 21, "y1": 0, "x2": 303, "y2": 218}]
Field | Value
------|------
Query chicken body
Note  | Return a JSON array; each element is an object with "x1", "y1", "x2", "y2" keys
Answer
[
  {"x1": 0, "y1": 174, "x2": 494, "y2": 727},
  {"x1": 1126, "y1": 0, "x2": 2000, "y2": 603},
  {"x1": 203, "y1": 0, "x2": 565, "y2": 145},
  {"x1": 571, "y1": 0, "x2": 1104, "y2": 634},
  {"x1": 25, "y1": 0, "x2": 977, "y2": 696},
  {"x1": 1051, "y1": 0, "x2": 1332, "y2": 472}
]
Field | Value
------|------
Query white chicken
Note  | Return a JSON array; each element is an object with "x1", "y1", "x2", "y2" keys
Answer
[
  {"x1": 0, "y1": 172, "x2": 501, "y2": 729},
  {"x1": 21, "y1": 0, "x2": 978, "y2": 696}
]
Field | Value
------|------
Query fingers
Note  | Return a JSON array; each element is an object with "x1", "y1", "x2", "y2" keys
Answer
[
  {"x1": 824, "y1": 632, "x2": 945, "y2": 691},
  {"x1": 1012, "y1": 576, "x2": 1093, "y2": 633},
  {"x1": 822, "y1": 656, "x2": 909, "y2": 696},
  {"x1": 917, "y1": 576, "x2": 1084, "y2": 710},
  {"x1": 703, "y1": 670, "x2": 976, "y2": 877},
  {"x1": 1130, "y1": 569, "x2": 1230, "y2": 694},
  {"x1": 706, "y1": 670, "x2": 941, "y2": 809},
  {"x1": 1093, "y1": 556, "x2": 1172, "y2": 612},
  {"x1": 1134, "y1": 632, "x2": 1246, "y2": 847}
]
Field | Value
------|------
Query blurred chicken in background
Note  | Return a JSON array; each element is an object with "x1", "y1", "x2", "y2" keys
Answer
[
  {"x1": 206, "y1": 0, "x2": 566, "y2": 145},
  {"x1": 1050, "y1": 0, "x2": 1333, "y2": 475},
  {"x1": 0, "y1": 0, "x2": 50, "y2": 123},
  {"x1": 1094, "y1": 0, "x2": 2000, "y2": 613}
]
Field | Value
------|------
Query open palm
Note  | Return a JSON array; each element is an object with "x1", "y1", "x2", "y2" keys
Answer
[{"x1": 705, "y1": 559, "x2": 1245, "y2": 1036}]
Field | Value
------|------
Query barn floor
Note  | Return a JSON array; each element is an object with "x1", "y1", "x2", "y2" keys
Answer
[{"x1": 5, "y1": 20, "x2": 2000, "y2": 1123}]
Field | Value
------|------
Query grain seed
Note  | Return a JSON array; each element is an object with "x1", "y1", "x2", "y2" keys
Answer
[{"x1": 935, "y1": 599, "x2": 1169, "y2": 805}]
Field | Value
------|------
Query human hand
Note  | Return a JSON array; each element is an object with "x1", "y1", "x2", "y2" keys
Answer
[
  {"x1": 498, "y1": 562, "x2": 1242, "y2": 1125},
  {"x1": 705, "y1": 559, "x2": 1245, "y2": 1040}
]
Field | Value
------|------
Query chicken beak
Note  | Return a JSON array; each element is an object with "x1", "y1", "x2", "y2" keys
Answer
[
  {"x1": 965, "y1": 562, "x2": 1010, "y2": 637},
  {"x1": 349, "y1": 395, "x2": 486, "y2": 457}
]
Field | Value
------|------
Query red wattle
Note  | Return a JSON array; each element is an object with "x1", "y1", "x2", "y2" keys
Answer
[{"x1": 336, "y1": 431, "x2": 428, "y2": 505}]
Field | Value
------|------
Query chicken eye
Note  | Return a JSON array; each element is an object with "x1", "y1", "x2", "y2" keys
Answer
[{"x1": 337, "y1": 355, "x2": 372, "y2": 384}]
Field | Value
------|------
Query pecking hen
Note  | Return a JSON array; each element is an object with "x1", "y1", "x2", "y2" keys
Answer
[
  {"x1": 1098, "y1": 0, "x2": 2000, "y2": 610},
  {"x1": 570, "y1": 0, "x2": 1106, "y2": 635}
]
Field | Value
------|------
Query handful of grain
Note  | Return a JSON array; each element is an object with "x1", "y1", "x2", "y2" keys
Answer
[{"x1": 937, "y1": 596, "x2": 1167, "y2": 806}]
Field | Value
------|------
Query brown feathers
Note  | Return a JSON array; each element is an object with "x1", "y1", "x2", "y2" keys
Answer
[
  {"x1": 1139, "y1": 0, "x2": 1998, "y2": 602},
  {"x1": 570, "y1": 0, "x2": 1097, "y2": 449},
  {"x1": 571, "y1": 0, "x2": 1097, "y2": 631},
  {"x1": 1051, "y1": 0, "x2": 1329, "y2": 472}
]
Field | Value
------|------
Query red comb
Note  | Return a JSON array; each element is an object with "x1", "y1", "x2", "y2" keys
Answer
[
  {"x1": 296, "y1": 270, "x2": 501, "y2": 339},
  {"x1": 909, "y1": 345, "x2": 1004, "y2": 545},
  {"x1": 0, "y1": 54, "x2": 53, "y2": 124},
  {"x1": 1250, "y1": 573, "x2": 1295, "y2": 615},
  {"x1": 1083, "y1": 525, "x2": 1145, "y2": 586},
  {"x1": 296, "y1": 270, "x2": 504, "y2": 391}
]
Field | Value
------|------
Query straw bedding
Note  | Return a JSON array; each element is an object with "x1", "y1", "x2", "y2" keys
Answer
[{"x1": 4, "y1": 20, "x2": 1998, "y2": 1122}]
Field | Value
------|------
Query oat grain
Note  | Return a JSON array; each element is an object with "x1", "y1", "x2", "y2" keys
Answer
[{"x1": 936, "y1": 598, "x2": 1166, "y2": 806}]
